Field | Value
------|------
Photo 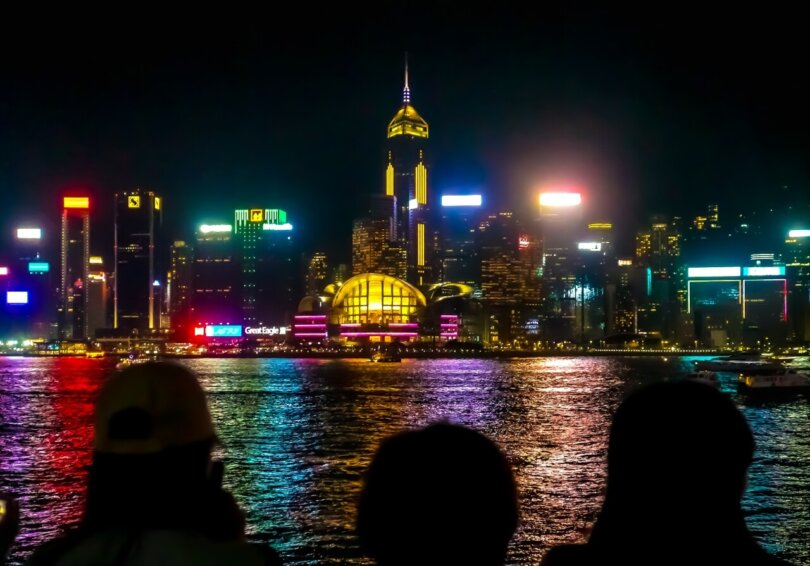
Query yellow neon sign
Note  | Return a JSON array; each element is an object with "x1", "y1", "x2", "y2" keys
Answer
[
  {"x1": 386, "y1": 163, "x2": 394, "y2": 196},
  {"x1": 128, "y1": 195, "x2": 141, "y2": 208},
  {"x1": 154, "y1": 196, "x2": 161, "y2": 210},
  {"x1": 415, "y1": 163, "x2": 427, "y2": 205},
  {"x1": 64, "y1": 197, "x2": 89, "y2": 209},
  {"x1": 417, "y1": 223, "x2": 425, "y2": 266},
  {"x1": 250, "y1": 209, "x2": 264, "y2": 222}
]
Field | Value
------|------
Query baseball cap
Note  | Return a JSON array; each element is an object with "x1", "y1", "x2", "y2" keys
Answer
[{"x1": 93, "y1": 362, "x2": 217, "y2": 455}]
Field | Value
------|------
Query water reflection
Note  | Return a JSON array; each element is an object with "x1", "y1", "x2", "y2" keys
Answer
[{"x1": 0, "y1": 356, "x2": 807, "y2": 565}]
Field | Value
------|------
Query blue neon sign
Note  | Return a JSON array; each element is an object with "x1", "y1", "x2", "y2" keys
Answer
[{"x1": 204, "y1": 325, "x2": 243, "y2": 337}]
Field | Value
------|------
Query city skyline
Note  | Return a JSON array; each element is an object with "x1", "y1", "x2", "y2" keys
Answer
[{"x1": 3, "y1": 12, "x2": 810, "y2": 263}]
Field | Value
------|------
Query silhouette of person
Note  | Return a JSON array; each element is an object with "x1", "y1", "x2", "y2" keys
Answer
[
  {"x1": 357, "y1": 422, "x2": 518, "y2": 566},
  {"x1": 542, "y1": 381, "x2": 793, "y2": 566},
  {"x1": 27, "y1": 362, "x2": 281, "y2": 565},
  {"x1": 1, "y1": 493, "x2": 19, "y2": 564}
]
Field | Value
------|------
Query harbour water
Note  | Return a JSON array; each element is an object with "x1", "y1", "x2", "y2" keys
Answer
[{"x1": 0, "y1": 356, "x2": 808, "y2": 564}]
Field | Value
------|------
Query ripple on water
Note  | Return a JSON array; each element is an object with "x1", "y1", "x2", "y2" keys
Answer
[{"x1": 0, "y1": 356, "x2": 807, "y2": 565}]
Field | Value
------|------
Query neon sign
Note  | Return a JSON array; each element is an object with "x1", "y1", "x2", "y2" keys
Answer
[
  {"x1": 539, "y1": 192, "x2": 581, "y2": 207},
  {"x1": 17, "y1": 228, "x2": 42, "y2": 239},
  {"x1": 204, "y1": 325, "x2": 243, "y2": 337},
  {"x1": 687, "y1": 267, "x2": 741, "y2": 278},
  {"x1": 199, "y1": 224, "x2": 233, "y2": 233},
  {"x1": 28, "y1": 262, "x2": 50, "y2": 273},
  {"x1": 441, "y1": 195, "x2": 482, "y2": 207},
  {"x1": 64, "y1": 197, "x2": 89, "y2": 209},
  {"x1": 743, "y1": 266, "x2": 786, "y2": 277},
  {"x1": 7, "y1": 291, "x2": 29, "y2": 305},
  {"x1": 244, "y1": 326, "x2": 288, "y2": 335}
]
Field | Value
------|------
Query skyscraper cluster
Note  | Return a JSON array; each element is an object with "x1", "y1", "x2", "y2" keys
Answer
[{"x1": 1, "y1": 61, "x2": 809, "y2": 350}]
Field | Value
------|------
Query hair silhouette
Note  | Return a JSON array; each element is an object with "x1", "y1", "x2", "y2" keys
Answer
[
  {"x1": 543, "y1": 380, "x2": 792, "y2": 565},
  {"x1": 357, "y1": 422, "x2": 518, "y2": 566}
]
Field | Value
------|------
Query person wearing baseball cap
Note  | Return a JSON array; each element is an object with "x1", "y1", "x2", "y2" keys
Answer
[{"x1": 28, "y1": 362, "x2": 281, "y2": 565}]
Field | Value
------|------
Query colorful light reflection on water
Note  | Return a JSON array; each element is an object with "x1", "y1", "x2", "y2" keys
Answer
[{"x1": 0, "y1": 356, "x2": 808, "y2": 565}]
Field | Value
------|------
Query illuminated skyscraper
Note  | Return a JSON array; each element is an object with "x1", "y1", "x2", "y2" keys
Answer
[
  {"x1": 477, "y1": 212, "x2": 541, "y2": 345},
  {"x1": 352, "y1": 218, "x2": 407, "y2": 279},
  {"x1": 60, "y1": 197, "x2": 90, "y2": 339},
  {"x1": 537, "y1": 191, "x2": 583, "y2": 343},
  {"x1": 635, "y1": 215, "x2": 682, "y2": 339},
  {"x1": 87, "y1": 260, "x2": 109, "y2": 339},
  {"x1": 783, "y1": 230, "x2": 810, "y2": 341},
  {"x1": 352, "y1": 195, "x2": 406, "y2": 279},
  {"x1": 305, "y1": 252, "x2": 329, "y2": 296},
  {"x1": 439, "y1": 194, "x2": 483, "y2": 285},
  {"x1": 606, "y1": 258, "x2": 642, "y2": 336},
  {"x1": 257, "y1": 217, "x2": 299, "y2": 326},
  {"x1": 9, "y1": 225, "x2": 55, "y2": 338},
  {"x1": 193, "y1": 224, "x2": 240, "y2": 327},
  {"x1": 114, "y1": 189, "x2": 162, "y2": 333},
  {"x1": 331, "y1": 263, "x2": 350, "y2": 286},
  {"x1": 385, "y1": 58, "x2": 432, "y2": 285},
  {"x1": 169, "y1": 240, "x2": 194, "y2": 335},
  {"x1": 234, "y1": 208, "x2": 299, "y2": 326}
]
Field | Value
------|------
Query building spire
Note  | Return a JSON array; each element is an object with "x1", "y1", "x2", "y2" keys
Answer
[{"x1": 403, "y1": 52, "x2": 411, "y2": 104}]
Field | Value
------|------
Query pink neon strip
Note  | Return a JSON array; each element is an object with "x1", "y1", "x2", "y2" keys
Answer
[
  {"x1": 294, "y1": 315, "x2": 326, "y2": 320},
  {"x1": 294, "y1": 324, "x2": 327, "y2": 328},
  {"x1": 388, "y1": 323, "x2": 418, "y2": 328},
  {"x1": 294, "y1": 333, "x2": 327, "y2": 337},
  {"x1": 440, "y1": 315, "x2": 459, "y2": 319},
  {"x1": 340, "y1": 332, "x2": 418, "y2": 337},
  {"x1": 340, "y1": 323, "x2": 362, "y2": 327}
]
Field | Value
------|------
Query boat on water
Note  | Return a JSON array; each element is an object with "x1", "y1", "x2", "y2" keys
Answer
[
  {"x1": 738, "y1": 368, "x2": 810, "y2": 394},
  {"x1": 115, "y1": 353, "x2": 159, "y2": 370},
  {"x1": 370, "y1": 351, "x2": 401, "y2": 363},
  {"x1": 693, "y1": 352, "x2": 783, "y2": 373},
  {"x1": 686, "y1": 369, "x2": 720, "y2": 388}
]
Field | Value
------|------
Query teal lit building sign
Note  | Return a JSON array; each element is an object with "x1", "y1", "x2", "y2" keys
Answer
[
  {"x1": 204, "y1": 325, "x2": 243, "y2": 337},
  {"x1": 28, "y1": 262, "x2": 50, "y2": 273},
  {"x1": 743, "y1": 266, "x2": 785, "y2": 277}
]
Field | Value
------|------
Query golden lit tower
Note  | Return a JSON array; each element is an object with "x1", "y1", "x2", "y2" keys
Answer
[{"x1": 385, "y1": 56, "x2": 432, "y2": 286}]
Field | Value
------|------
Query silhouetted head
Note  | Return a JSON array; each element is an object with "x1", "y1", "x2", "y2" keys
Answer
[
  {"x1": 85, "y1": 362, "x2": 219, "y2": 529},
  {"x1": 593, "y1": 381, "x2": 754, "y2": 542},
  {"x1": 357, "y1": 423, "x2": 518, "y2": 566}
]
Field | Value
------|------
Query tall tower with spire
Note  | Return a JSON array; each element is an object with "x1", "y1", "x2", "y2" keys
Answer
[{"x1": 385, "y1": 55, "x2": 432, "y2": 286}]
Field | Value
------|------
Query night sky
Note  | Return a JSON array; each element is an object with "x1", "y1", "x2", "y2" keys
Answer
[{"x1": 2, "y1": 8, "x2": 809, "y2": 261}]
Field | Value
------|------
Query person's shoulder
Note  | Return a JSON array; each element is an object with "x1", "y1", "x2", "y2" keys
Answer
[
  {"x1": 26, "y1": 529, "x2": 282, "y2": 566},
  {"x1": 130, "y1": 530, "x2": 282, "y2": 565},
  {"x1": 25, "y1": 531, "x2": 90, "y2": 566},
  {"x1": 541, "y1": 544, "x2": 593, "y2": 565}
]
